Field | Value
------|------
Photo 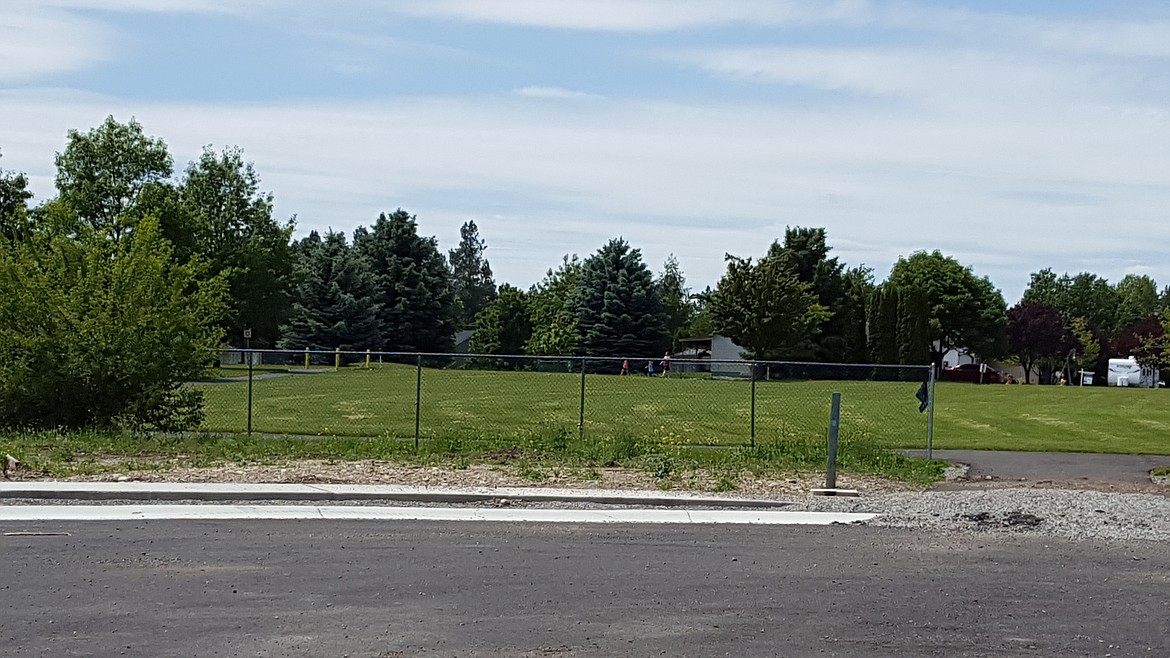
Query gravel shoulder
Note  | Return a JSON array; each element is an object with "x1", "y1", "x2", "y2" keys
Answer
[{"x1": 6, "y1": 458, "x2": 1168, "y2": 543}]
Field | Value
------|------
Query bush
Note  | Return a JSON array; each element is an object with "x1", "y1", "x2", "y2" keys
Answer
[{"x1": 0, "y1": 217, "x2": 228, "y2": 430}]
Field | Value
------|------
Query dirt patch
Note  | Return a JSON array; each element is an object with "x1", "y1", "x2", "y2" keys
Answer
[{"x1": 35, "y1": 459, "x2": 922, "y2": 499}]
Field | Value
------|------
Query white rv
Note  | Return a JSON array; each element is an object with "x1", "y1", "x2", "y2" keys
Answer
[{"x1": 1107, "y1": 357, "x2": 1160, "y2": 388}]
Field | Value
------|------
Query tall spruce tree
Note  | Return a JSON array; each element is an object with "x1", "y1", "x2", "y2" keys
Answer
[
  {"x1": 571, "y1": 239, "x2": 669, "y2": 358},
  {"x1": 278, "y1": 230, "x2": 380, "y2": 351},
  {"x1": 354, "y1": 210, "x2": 456, "y2": 352},
  {"x1": 449, "y1": 219, "x2": 497, "y2": 327}
]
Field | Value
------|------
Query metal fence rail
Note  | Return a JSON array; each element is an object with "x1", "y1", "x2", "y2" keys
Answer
[{"x1": 194, "y1": 350, "x2": 935, "y2": 453}]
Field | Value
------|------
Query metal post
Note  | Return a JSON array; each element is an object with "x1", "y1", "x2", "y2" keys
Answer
[
  {"x1": 246, "y1": 348, "x2": 254, "y2": 436},
  {"x1": 414, "y1": 354, "x2": 422, "y2": 449},
  {"x1": 578, "y1": 357, "x2": 587, "y2": 440},
  {"x1": 825, "y1": 391, "x2": 841, "y2": 490},
  {"x1": 926, "y1": 366, "x2": 936, "y2": 460},
  {"x1": 304, "y1": 348, "x2": 309, "y2": 370},
  {"x1": 749, "y1": 364, "x2": 757, "y2": 448},
  {"x1": 365, "y1": 349, "x2": 371, "y2": 369},
  {"x1": 334, "y1": 347, "x2": 340, "y2": 370}
]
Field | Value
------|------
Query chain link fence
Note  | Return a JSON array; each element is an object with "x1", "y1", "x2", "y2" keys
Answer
[{"x1": 193, "y1": 349, "x2": 936, "y2": 453}]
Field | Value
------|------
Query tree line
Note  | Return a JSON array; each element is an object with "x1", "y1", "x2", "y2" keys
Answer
[{"x1": 3, "y1": 116, "x2": 1169, "y2": 430}]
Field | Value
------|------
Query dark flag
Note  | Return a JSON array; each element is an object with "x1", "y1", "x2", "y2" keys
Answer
[{"x1": 915, "y1": 382, "x2": 930, "y2": 413}]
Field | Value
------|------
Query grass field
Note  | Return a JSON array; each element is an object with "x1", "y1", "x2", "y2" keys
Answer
[
  {"x1": 197, "y1": 364, "x2": 928, "y2": 448},
  {"x1": 196, "y1": 363, "x2": 1170, "y2": 454}
]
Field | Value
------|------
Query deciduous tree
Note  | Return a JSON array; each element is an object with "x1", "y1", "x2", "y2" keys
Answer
[
  {"x1": 469, "y1": 284, "x2": 532, "y2": 364},
  {"x1": 886, "y1": 250, "x2": 1007, "y2": 369},
  {"x1": 180, "y1": 147, "x2": 296, "y2": 346},
  {"x1": 524, "y1": 255, "x2": 582, "y2": 356},
  {"x1": 0, "y1": 217, "x2": 228, "y2": 430},
  {"x1": 54, "y1": 116, "x2": 173, "y2": 241},
  {"x1": 1007, "y1": 302, "x2": 1073, "y2": 384},
  {"x1": 708, "y1": 250, "x2": 829, "y2": 360}
]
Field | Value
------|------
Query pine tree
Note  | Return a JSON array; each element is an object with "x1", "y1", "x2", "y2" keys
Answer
[
  {"x1": 278, "y1": 230, "x2": 380, "y2": 351},
  {"x1": 571, "y1": 239, "x2": 670, "y2": 358},
  {"x1": 449, "y1": 219, "x2": 497, "y2": 327},
  {"x1": 354, "y1": 210, "x2": 456, "y2": 353}
]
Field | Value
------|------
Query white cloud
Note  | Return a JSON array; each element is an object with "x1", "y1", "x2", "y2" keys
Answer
[
  {"x1": 384, "y1": 0, "x2": 874, "y2": 32},
  {"x1": 514, "y1": 86, "x2": 600, "y2": 100},
  {"x1": 0, "y1": 8, "x2": 112, "y2": 81}
]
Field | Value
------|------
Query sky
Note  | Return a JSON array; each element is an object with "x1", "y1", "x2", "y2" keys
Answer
[{"x1": 3, "y1": 1, "x2": 1170, "y2": 303}]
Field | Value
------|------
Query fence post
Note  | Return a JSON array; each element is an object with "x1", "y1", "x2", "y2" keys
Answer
[
  {"x1": 365, "y1": 349, "x2": 371, "y2": 369},
  {"x1": 578, "y1": 357, "x2": 586, "y2": 440},
  {"x1": 246, "y1": 349, "x2": 254, "y2": 436},
  {"x1": 414, "y1": 354, "x2": 422, "y2": 449},
  {"x1": 334, "y1": 347, "x2": 340, "y2": 370},
  {"x1": 825, "y1": 391, "x2": 842, "y2": 489},
  {"x1": 926, "y1": 365, "x2": 936, "y2": 460},
  {"x1": 303, "y1": 348, "x2": 309, "y2": 370},
  {"x1": 749, "y1": 364, "x2": 756, "y2": 448}
]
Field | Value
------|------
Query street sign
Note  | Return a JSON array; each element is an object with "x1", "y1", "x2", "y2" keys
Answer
[{"x1": 243, "y1": 329, "x2": 252, "y2": 339}]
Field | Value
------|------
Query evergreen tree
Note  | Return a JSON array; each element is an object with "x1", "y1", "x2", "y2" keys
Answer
[
  {"x1": 354, "y1": 210, "x2": 456, "y2": 352},
  {"x1": 449, "y1": 219, "x2": 497, "y2": 327},
  {"x1": 571, "y1": 239, "x2": 669, "y2": 358},
  {"x1": 895, "y1": 287, "x2": 931, "y2": 366},
  {"x1": 867, "y1": 285, "x2": 900, "y2": 364},
  {"x1": 278, "y1": 231, "x2": 380, "y2": 351}
]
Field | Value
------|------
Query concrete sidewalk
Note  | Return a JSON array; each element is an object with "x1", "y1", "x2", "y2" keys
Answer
[{"x1": 0, "y1": 481, "x2": 793, "y2": 508}]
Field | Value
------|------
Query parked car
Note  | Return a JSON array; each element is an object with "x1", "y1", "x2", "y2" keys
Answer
[{"x1": 942, "y1": 362, "x2": 1003, "y2": 384}]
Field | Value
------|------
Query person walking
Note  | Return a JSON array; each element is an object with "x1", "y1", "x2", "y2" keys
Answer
[
  {"x1": 645, "y1": 360, "x2": 654, "y2": 376},
  {"x1": 620, "y1": 359, "x2": 630, "y2": 375},
  {"x1": 660, "y1": 352, "x2": 671, "y2": 377}
]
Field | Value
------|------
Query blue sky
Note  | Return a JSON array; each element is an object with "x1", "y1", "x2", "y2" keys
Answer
[{"x1": 4, "y1": 1, "x2": 1170, "y2": 303}]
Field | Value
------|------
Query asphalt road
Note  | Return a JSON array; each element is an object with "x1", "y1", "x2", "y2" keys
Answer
[
  {"x1": 903, "y1": 449, "x2": 1168, "y2": 487},
  {"x1": 3, "y1": 520, "x2": 1167, "y2": 657}
]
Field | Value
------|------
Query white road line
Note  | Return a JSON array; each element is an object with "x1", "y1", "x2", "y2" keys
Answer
[{"x1": 0, "y1": 505, "x2": 876, "y2": 525}]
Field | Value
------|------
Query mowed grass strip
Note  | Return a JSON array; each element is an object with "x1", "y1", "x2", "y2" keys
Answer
[
  {"x1": 931, "y1": 383, "x2": 1170, "y2": 454},
  {"x1": 198, "y1": 364, "x2": 929, "y2": 447},
  {"x1": 196, "y1": 365, "x2": 1170, "y2": 454}
]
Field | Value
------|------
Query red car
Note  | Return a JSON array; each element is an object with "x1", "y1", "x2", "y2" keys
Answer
[{"x1": 942, "y1": 363, "x2": 1003, "y2": 384}]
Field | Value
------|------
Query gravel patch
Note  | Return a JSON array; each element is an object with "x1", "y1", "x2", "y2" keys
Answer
[{"x1": 788, "y1": 488, "x2": 1170, "y2": 542}]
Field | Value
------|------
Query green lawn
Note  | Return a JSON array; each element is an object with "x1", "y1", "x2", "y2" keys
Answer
[
  {"x1": 196, "y1": 364, "x2": 926, "y2": 447},
  {"x1": 194, "y1": 365, "x2": 1170, "y2": 454},
  {"x1": 932, "y1": 383, "x2": 1170, "y2": 453}
]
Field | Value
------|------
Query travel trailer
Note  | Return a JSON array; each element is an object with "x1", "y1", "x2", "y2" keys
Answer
[{"x1": 1107, "y1": 357, "x2": 1160, "y2": 388}]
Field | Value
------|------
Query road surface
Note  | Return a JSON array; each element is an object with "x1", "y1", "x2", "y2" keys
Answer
[{"x1": 3, "y1": 519, "x2": 1166, "y2": 657}]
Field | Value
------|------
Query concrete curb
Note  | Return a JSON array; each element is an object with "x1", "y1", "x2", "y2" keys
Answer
[{"x1": 0, "y1": 482, "x2": 794, "y2": 508}]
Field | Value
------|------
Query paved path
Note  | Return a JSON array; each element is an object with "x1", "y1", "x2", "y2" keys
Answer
[
  {"x1": 903, "y1": 449, "x2": 1167, "y2": 488},
  {"x1": 2, "y1": 520, "x2": 1165, "y2": 657}
]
